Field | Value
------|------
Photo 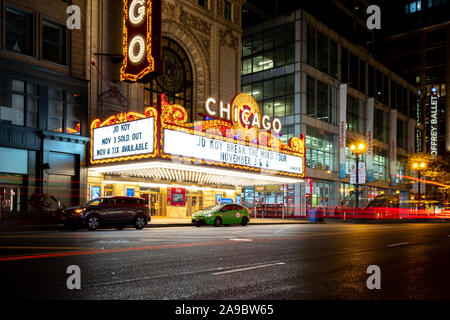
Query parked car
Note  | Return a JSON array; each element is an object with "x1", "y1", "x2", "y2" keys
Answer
[
  {"x1": 192, "y1": 204, "x2": 250, "y2": 227},
  {"x1": 61, "y1": 196, "x2": 150, "y2": 231}
]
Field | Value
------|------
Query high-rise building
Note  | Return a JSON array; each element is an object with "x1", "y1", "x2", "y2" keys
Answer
[
  {"x1": 241, "y1": 9, "x2": 421, "y2": 211},
  {"x1": 374, "y1": 0, "x2": 450, "y2": 156}
]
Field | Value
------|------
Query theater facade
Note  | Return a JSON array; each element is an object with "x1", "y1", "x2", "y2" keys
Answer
[{"x1": 87, "y1": 93, "x2": 305, "y2": 217}]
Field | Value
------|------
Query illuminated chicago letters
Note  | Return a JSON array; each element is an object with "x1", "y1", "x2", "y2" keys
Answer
[{"x1": 205, "y1": 95, "x2": 282, "y2": 134}]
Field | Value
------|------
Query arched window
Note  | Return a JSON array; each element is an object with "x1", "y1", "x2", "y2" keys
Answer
[{"x1": 145, "y1": 38, "x2": 193, "y2": 118}]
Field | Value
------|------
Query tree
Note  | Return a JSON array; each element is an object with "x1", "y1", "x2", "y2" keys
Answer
[{"x1": 407, "y1": 153, "x2": 450, "y2": 201}]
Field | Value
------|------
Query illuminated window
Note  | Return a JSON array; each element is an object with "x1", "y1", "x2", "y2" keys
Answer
[
  {"x1": 0, "y1": 78, "x2": 38, "y2": 128},
  {"x1": 306, "y1": 127, "x2": 337, "y2": 172},
  {"x1": 48, "y1": 89, "x2": 81, "y2": 135},
  {"x1": 241, "y1": 23, "x2": 295, "y2": 75},
  {"x1": 145, "y1": 38, "x2": 193, "y2": 118}
]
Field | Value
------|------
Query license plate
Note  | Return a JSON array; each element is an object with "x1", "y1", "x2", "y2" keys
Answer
[{"x1": 195, "y1": 218, "x2": 199, "y2": 222}]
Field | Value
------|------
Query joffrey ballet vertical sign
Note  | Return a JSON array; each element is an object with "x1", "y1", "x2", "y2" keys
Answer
[
  {"x1": 430, "y1": 93, "x2": 438, "y2": 157},
  {"x1": 121, "y1": 0, "x2": 162, "y2": 82}
]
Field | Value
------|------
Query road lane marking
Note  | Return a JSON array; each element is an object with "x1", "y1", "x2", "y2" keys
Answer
[
  {"x1": 229, "y1": 239, "x2": 252, "y2": 242},
  {"x1": 386, "y1": 242, "x2": 410, "y2": 247},
  {"x1": 0, "y1": 246, "x2": 94, "y2": 250},
  {"x1": 212, "y1": 262, "x2": 286, "y2": 275}
]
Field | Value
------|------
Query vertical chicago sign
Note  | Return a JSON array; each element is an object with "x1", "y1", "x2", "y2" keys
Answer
[{"x1": 121, "y1": 0, "x2": 162, "y2": 82}]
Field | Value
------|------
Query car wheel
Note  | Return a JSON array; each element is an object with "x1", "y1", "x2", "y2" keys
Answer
[
  {"x1": 241, "y1": 216, "x2": 249, "y2": 226},
  {"x1": 86, "y1": 215, "x2": 100, "y2": 231},
  {"x1": 196, "y1": 221, "x2": 202, "y2": 227},
  {"x1": 214, "y1": 217, "x2": 222, "y2": 227},
  {"x1": 134, "y1": 216, "x2": 146, "y2": 230}
]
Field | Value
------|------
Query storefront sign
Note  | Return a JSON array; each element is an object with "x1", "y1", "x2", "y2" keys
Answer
[
  {"x1": 430, "y1": 94, "x2": 438, "y2": 157},
  {"x1": 221, "y1": 198, "x2": 234, "y2": 204},
  {"x1": 92, "y1": 117, "x2": 154, "y2": 161},
  {"x1": 121, "y1": 0, "x2": 162, "y2": 82},
  {"x1": 163, "y1": 129, "x2": 304, "y2": 176},
  {"x1": 167, "y1": 187, "x2": 186, "y2": 207}
]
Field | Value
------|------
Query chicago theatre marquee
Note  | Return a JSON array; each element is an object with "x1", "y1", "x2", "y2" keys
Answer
[
  {"x1": 87, "y1": 0, "x2": 305, "y2": 217},
  {"x1": 88, "y1": 93, "x2": 305, "y2": 217}
]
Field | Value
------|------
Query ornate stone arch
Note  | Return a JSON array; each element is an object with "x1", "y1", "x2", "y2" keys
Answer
[{"x1": 161, "y1": 19, "x2": 211, "y2": 119}]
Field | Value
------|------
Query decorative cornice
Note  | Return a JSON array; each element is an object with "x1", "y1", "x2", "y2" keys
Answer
[
  {"x1": 39, "y1": 130, "x2": 90, "y2": 144},
  {"x1": 162, "y1": 1, "x2": 212, "y2": 36}
]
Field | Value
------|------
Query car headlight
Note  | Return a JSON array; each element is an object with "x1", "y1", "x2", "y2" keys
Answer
[
  {"x1": 74, "y1": 209, "x2": 83, "y2": 214},
  {"x1": 205, "y1": 213, "x2": 214, "y2": 217}
]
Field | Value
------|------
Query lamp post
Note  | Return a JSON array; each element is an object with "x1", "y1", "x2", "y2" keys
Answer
[
  {"x1": 349, "y1": 142, "x2": 367, "y2": 209},
  {"x1": 412, "y1": 162, "x2": 426, "y2": 203}
]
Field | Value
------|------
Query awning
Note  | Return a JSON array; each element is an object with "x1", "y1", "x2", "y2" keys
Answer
[{"x1": 88, "y1": 161, "x2": 304, "y2": 187}]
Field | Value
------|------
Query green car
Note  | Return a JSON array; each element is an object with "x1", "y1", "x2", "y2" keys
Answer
[{"x1": 192, "y1": 204, "x2": 250, "y2": 227}]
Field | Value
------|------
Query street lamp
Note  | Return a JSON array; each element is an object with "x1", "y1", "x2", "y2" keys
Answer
[
  {"x1": 349, "y1": 141, "x2": 367, "y2": 208},
  {"x1": 412, "y1": 161, "x2": 426, "y2": 203}
]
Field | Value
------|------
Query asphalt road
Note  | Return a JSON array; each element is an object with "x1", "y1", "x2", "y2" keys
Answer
[{"x1": 1, "y1": 222, "x2": 450, "y2": 300}]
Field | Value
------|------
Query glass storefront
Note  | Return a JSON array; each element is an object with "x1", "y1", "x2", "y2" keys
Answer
[{"x1": 242, "y1": 184, "x2": 295, "y2": 218}]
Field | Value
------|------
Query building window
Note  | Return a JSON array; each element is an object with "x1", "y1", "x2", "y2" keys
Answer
[
  {"x1": 242, "y1": 74, "x2": 295, "y2": 119},
  {"x1": 374, "y1": 109, "x2": 389, "y2": 143},
  {"x1": 242, "y1": 23, "x2": 295, "y2": 75},
  {"x1": 224, "y1": 1, "x2": 232, "y2": 21},
  {"x1": 307, "y1": 25, "x2": 338, "y2": 79},
  {"x1": 397, "y1": 119, "x2": 407, "y2": 149},
  {"x1": 47, "y1": 89, "x2": 81, "y2": 135},
  {"x1": 397, "y1": 160, "x2": 407, "y2": 184},
  {"x1": 373, "y1": 149, "x2": 388, "y2": 181},
  {"x1": 306, "y1": 76, "x2": 337, "y2": 124},
  {"x1": 405, "y1": 1, "x2": 422, "y2": 14},
  {"x1": 306, "y1": 127, "x2": 337, "y2": 172},
  {"x1": 5, "y1": 7, "x2": 33, "y2": 56},
  {"x1": 346, "y1": 95, "x2": 366, "y2": 134},
  {"x1": 145, "y1": 38, "x2": 193, "y2": 118},
  {"x1": 42, "y1": 20, "x2": 66, "y2": 65},
  {"x1": 0, "y1": 78, "x2": 38, "y2": 128},
  {"x1": 198, "y1": 0, "x2": 208, "y2": 8},
  {"x1": 280, "y1": 125, "x2": 295, "y2": 145}
]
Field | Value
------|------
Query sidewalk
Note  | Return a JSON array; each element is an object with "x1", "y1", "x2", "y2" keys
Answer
[{"x1": 0, "y1": 216, "x2": 317, "y2": 231}]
